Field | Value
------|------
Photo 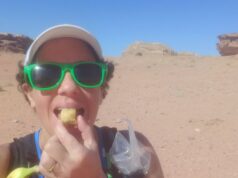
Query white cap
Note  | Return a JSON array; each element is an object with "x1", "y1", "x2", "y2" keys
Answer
[{"x1": 24, "y1": 24, "x2": 103, "y2": 65}]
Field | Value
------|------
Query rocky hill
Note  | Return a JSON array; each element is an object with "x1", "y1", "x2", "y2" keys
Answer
[
  {"x1": 122, "y1": 41, "x2": 197, "y2": 57},
  {"x1": 122, "y1": 41, "x2": 177, "y2": 56},
  {"x1": 217, "y1": 33, "x2": 238, "y2": 56},
  {"x1": 0, "y1": 33, "x2": 32, "y2": 53}
]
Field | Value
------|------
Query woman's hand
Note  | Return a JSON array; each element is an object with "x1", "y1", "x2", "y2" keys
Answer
[{"x1": 39, "y1": 116, "x2": 106, "y2": 178}]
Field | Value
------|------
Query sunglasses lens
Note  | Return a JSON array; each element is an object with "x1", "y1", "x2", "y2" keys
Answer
[
  {"x1": 74, "y1": 63, "x2": 102, "y2": 86},
  {"x1": 31, "y1": 64, "x2": 61, "y2": 88}
]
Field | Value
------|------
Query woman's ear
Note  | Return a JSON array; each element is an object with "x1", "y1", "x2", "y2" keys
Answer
[{"x1": 22, "y1": 83, "x2": 36, "y2": 108}]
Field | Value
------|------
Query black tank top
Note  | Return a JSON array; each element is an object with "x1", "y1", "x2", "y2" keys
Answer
[
  {"x1": 8, "y1": 127, "x2": 144, "y2": 178},
  {"x1": 9, "y1": 132, "x2": 39, "y2": 178}
]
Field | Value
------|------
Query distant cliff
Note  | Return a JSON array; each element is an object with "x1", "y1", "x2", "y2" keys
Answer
[
  {"x1": 217, "y1": 33, "x2": 238, "y2": 56},
  {"x1": 0, "y1": 33, "x2": 32, "y2": 53}
]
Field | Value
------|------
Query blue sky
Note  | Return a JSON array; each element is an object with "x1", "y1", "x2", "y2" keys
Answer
[{"x1": 0, "y1": 0, "x2": 237, "y2": 56}]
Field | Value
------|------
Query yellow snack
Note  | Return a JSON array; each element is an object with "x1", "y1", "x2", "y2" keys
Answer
[
  {"x1": 60, "y1": 108, "x2": 77, "y2": 125},
  {"x1": 7, "y1": 166, "x2": 39, "y2": 178}
]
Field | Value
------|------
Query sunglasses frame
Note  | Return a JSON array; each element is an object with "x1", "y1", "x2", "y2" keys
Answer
[{"x1": 23, "y1": 61, "x2": 108, "y2": 91}]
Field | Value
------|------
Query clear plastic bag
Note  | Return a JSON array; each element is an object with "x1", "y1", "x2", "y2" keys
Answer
[{"x1": 109, "y1": 119, "x2": 151, "y2": 176}]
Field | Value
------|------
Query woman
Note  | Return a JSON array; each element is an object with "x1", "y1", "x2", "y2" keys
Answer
[{"x1": 0, "y1": 24, "x2": 163, "y2": 178}]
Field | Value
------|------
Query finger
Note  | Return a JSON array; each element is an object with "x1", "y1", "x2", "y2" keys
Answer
[
  {"x1": 44, "y1": 136, "x2": 68, "y2": 163},
  {"x1": 77, "y1": 115, "x2": 98, "y2": 150},
  {"x1": 40, "y1": 151, "x2": 56, "y2": 170},
  {"x1": 38, "y1": 164, "x2": 57, "y2": 178},
  {"x1": 55, "y1": 119, "x2": 84, "y2": 153},
  {"x1": 39, "y1": 151, "x2": 57, "y2": 178}
]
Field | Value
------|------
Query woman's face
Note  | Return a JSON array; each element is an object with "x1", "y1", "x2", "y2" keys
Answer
[{"x1": 25, "y1": 38, "x2": 103, "y2": 135}]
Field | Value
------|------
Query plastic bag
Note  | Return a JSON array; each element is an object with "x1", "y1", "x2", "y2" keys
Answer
[{"x1": 109, "y1": 119, "x2": 151, "y2": 176}]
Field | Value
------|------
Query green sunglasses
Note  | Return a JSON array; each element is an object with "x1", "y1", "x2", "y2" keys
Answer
[{"x1": 23, "y1": 61, "x2": 108, "y2": 91}]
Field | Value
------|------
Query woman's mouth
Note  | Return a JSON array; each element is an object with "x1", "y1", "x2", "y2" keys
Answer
[{"x1": 54, "y1": 108, "x2": 85, "y2": 119}]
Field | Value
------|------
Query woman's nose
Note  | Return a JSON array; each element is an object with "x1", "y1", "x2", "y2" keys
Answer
[{"x1": 57, "y1": 72, "x2": 80, "y2": 96}]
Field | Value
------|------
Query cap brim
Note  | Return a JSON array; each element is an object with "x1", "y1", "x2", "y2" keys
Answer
[{"x1": 24, "y1": 24, "x2": 103, "y2": 65}]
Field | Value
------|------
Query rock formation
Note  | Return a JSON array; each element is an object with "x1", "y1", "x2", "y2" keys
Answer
[
  {"x1": 0, "y1": 33, "x2": 32, "y2": 53},
  {"x1": 122, "y1": 41, "x2": 178, "y2": 56},
  {"x1": 217, "y1": 33, "x2": 238, "y2": 56},
  {"x1": 122, "y1": 41, "x2": 197, "y2": 57}
]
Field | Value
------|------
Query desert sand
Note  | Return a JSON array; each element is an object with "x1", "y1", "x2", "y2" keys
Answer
[{"x1": 1, "y1": 51, "x2": 238, "y2": 178}]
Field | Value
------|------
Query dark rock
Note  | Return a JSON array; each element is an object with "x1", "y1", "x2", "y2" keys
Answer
[
  {"x1": 217, "y1": 33, "x2": 238, "y2": 56},
  {"x1": 0, "y1": 33, "x2": 33, "y2": 53}
]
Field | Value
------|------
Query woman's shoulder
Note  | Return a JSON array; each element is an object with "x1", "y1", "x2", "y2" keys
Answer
[
  {"x1": 114, "y1": 129, "x2": 164, "y2": 178},
  {"x1": 97, "y1": 125, "x2": 164, "y2": 178},
  {"x1": 0, "y1": 132, "x2": 37, "y2": 177},
  {"x1": 0, "y1": 143, "x2": 11, "y2": 178},
  {"x1": 98, "y1": 126, "x2": 156, "y2": 153}
]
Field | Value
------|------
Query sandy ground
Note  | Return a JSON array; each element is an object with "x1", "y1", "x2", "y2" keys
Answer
[{"x1": 1, "y1": 51, "x2": 238, "y2": 178}]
